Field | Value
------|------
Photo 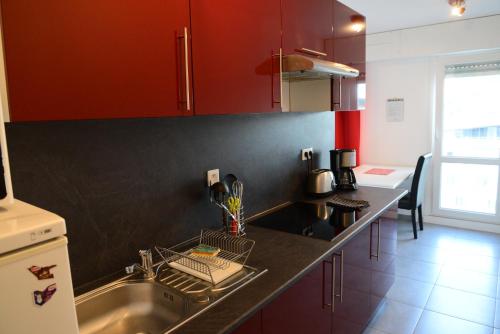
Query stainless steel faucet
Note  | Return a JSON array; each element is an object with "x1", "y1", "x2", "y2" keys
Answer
[{"x1": 125, "y1": 249, "x2": 155, "y2": 279}]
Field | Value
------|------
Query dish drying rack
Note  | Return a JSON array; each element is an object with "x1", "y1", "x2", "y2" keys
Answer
[{"x1": 155, "y1": 230, "x2": 255, "y2": 286}]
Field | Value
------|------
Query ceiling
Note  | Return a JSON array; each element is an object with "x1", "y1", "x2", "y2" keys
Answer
[{"x1": 339, "y1": 0, "x2": 500, "y2": 34}]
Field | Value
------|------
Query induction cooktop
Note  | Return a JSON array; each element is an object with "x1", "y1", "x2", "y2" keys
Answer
[{"x1": 250, "y1": 202, "x2": 370, "y2": 242}]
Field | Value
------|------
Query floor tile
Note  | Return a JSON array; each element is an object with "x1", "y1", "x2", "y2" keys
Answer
[
  {"x1": 445, "y1": 254, "x2": 499, "y2": 276},
  {"x1": 367, "y1": 299, "x2": 423, "y2": 334},
  {"x1": 389, "y1": 256, "x2": 442, "y2": 284},
  {"x1": 425, "y1": 286, "x2": 496, "y2": 326},
  {"x1": 495, "y1": 329, "x2": 500, "y2": 334},
  {"x1": 414, "y1": 310, "x2": 493, "y2": 334},
  {"x1": 441, "y1": 238, "x2": 500, "y2": 259},
  {"x1": 385, "y1": 276, "x2": 434, "y2": 307},
  {"x1": 397, "y1": 223, "x2": 453, "y2": 245},
  {"x1": 396, "y1": 240, "x2": 449, "y2": 264},
  {"x1": 451, "y1": 228, "x2": 500, "y2": 245},
  {"x1": 437, "y1": 267, "x2": 498, "y2": 297}
]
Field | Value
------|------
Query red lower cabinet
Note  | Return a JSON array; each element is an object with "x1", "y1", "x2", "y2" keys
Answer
[
  {"x1": 232, "y1": 310, "x2": 263, "y2": 334},
  {"x1": 262, "y1": 263, "x2": 332, "y2": 334},
  {"x1": 332, "y1": 221, "x2": 396, "y2": 332},
  {"x1": 251, "y1": 221, "x2": 396, "y2": 334}
]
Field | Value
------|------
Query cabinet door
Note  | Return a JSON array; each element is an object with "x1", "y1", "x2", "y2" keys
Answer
[
  {"x1": 262, "y1": 263, "x2": 331, "y2": 334},
  {"x1": 282, "y1": 0, "x2": 334, "y2": 60},
  {"x1": 331, "y1": 222, "x2": 395, "y2": 333},
  {"x1": 1, "y1": 0, "x2": 192, "y2": 121},
  {"x1": 232, "y1": 310, "x2": 262, "y2": 334},
  {"x1": 332, "y1": 0, "x2": 366, "y2": 111},
  {"x1": 190, "y1": 0, "x2": 281, "y2": 115}
]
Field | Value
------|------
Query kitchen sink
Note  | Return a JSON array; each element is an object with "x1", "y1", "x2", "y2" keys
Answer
[
  {"x1": 76, "y1": 280, "x2": 192, "y2": 334},
  {"x1": 76, "y1": 265, "x2": 266, "y2": 334}
]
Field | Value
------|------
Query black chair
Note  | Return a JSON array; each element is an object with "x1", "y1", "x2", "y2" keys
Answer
[{"x1": 398, "y1": 153, "x2": 432, "y2": 239}]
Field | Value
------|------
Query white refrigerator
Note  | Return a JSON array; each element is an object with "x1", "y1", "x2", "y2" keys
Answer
[{"x1": 0, "y1": 199, "x2": 79, "y2": 334}]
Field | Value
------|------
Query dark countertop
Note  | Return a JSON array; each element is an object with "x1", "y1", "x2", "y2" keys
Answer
[{"x1": 173, "y1": 186, "x2": 407, "y2": 334}]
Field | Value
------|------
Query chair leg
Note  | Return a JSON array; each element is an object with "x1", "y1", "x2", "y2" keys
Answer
[
  {"x1": 418, "y1": 205, "x2": 424, "y2": 231},
  {"x1": 411, "y1": 209, "x2": 418, "y2": 239}
]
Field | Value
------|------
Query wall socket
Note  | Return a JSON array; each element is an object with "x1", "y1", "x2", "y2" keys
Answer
[
  {"x1": 207, "y1": 169, "x2": 220, "y2": 186},
  {"x1": 301, "y1": 148, "x2": 313, "y2": 161}
]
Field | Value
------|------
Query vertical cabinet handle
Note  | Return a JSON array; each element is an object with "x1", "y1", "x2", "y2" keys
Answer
[
  {"x1": 334, "y1": 251, "x2": 344, "y2": 312},
  {"x1": 370, "y1": 220, "x2": 381, "y2": 261},
  {"x1": 338, "y1": 78, "x2": 342, "y2": 108},
  {"x1": 322, "y1": 251, "x2": 344, "y2": 313},
  {"x1": 332, "y1": 77, "x2": 343, "y2": 110},
  {"x1": 271, "y1": 48, "x2": 282, "y2": 107},
  {"x1": 183, "y1": 27, "x2": 191, "y2": 111},
  {"x1": 331, "y1": 255, "x2": 336, "y2": 313},
  {"x1": 176, "y1": 27, "x2": 191, "y2": 111}
]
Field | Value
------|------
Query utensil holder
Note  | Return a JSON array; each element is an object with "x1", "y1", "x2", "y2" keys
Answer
[{"x1": 224, "y1": 204, "x2": 246, "y2": 237}]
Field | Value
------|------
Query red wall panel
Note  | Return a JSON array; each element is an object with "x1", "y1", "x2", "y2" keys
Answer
[{"x1": 335, "y1": 110, "x2": 361, "y2": 166}]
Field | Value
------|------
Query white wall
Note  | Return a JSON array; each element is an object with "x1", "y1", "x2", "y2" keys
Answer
[
  {"x1": 362, "y1": 58, "x2": 434, "y2": 166},
  {"x1": 361, "y1": 15, "x2": 500, "y2": 166}
]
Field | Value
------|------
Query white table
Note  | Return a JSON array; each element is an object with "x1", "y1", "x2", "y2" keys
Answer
[{"x1": 353, "y1": 164, "x2": 415, "y2": 189}]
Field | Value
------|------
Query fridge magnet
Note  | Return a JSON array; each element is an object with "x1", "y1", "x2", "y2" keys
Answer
[
  {"x1": 28, "y1": 265, "x2": 57, "y2": 280},
  {"x1": 33, "y1": 283, "x2": 57, "y2": 306}
]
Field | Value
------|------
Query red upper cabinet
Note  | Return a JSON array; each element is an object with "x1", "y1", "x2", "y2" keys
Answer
[
  {"x1": 1, "y1": 0, "x2": 192, "y2": 121},
  {"x1": 190, "y1": 0, "x2": 282, "y2": 115},
  {"x1": 281, "y1": 0, "x2": 335, "y2": 60},
  {"x1": 332, "y1": 0, "x2": 366, "y2": 111}
]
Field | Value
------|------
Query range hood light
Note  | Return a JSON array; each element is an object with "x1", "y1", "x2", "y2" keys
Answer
[{"x1": 350, "y1": 15, "x2": 365, "y2": 33}]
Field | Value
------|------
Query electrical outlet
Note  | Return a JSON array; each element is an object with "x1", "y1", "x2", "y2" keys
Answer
[
  {"x1": 301, "y1": 148, "x2": 313, "y2": 161},
  {"x1": 207, "y1": 169, "x2": 220, "y2": 186}
]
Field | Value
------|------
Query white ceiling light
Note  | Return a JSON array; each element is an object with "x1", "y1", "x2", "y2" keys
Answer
[{"x1": 449, "y1": 0, "x2": 466, "y2": 16}]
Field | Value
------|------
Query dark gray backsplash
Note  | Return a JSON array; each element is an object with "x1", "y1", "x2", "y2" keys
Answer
[{"x1": 5, "y1": 111, "x2": 334, "y2": 288}]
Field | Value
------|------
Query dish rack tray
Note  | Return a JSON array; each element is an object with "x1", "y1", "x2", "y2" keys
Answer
[{"x1": 155, "y1": 230, "x2": 255, "y2": 286}]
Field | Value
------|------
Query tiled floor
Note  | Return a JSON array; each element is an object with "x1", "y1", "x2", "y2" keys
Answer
[{"x1": 365, "y1": 217, "x2": 500, "y2": 334}]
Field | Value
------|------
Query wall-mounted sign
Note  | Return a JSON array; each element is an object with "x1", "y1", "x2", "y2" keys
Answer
[{"x1": 386, "y1": 98, "x2": 404, "y2": 122}]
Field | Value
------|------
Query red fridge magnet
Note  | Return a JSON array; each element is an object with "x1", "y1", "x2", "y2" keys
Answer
[
  {"x1": 28, "y1": 265, "x2": 57, "y2": 280},
  {"x1": 33, "y1": 283, "x2": 57, "y2": 306}
]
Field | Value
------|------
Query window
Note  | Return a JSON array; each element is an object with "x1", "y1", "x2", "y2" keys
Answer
[
  {"x1": 436, "y1": 61, "x2": 500, "y2": 220},
  {"x1": 357, "y1": 82, "x2": 366, "y2": 110},
  {"x1": 441, "y1": 69, "x2": 500, "y2": 159}
]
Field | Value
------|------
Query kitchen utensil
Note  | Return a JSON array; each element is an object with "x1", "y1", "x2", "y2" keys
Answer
[
  {"x1": 209, "y1": 181, "x2": 238, "y2": 227},
  {"x1": 227, "y1": 196, "x2": 241, "y2": 214},
  {"x1": 222, "y1": 174, "x2": 238, "y2": 195},
  {"x1": 306, "y1": 169, "x2": 336, "y2": 196},
  {"x1": 327, "y1": 194, "x2": 369, "y2": 210},
  {"x1": 232, "y1": 180, "x2": 243, "y2": 201},
  {"x1": 209, "y1": 181, "x2": 229, "y2": 204}
]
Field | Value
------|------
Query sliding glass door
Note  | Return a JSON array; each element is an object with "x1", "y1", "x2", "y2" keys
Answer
[{"x1": 434, "y1": 61, "x2": 500, "y2": 223}]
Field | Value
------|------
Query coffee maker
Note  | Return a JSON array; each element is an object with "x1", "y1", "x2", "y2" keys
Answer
[{"x1": 330, "y1": 149, "x2": 358, "y2": 190}]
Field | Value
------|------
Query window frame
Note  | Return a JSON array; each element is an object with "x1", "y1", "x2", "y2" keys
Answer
[{"x1": 432, "y1": 52, "x2": 500, "y2": 224}]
